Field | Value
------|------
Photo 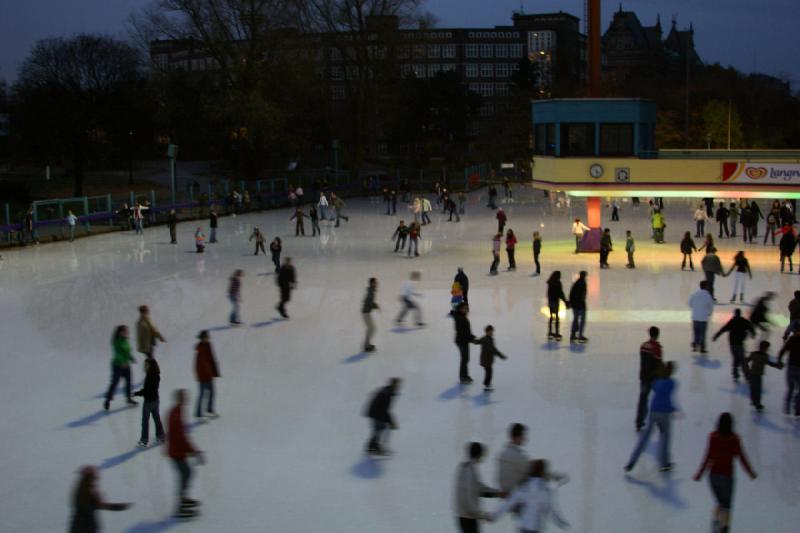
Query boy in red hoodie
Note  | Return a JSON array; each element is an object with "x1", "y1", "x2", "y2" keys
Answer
[{"x1": 167, "y1": 389, "x2": 204, "y2": 518}]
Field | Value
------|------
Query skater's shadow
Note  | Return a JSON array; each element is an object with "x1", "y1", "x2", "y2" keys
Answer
[
  {"x1": 540, "y1": 342, "x2": 562, "y2": 352},
  {"x1": 752, "y1": 414, "x2": 789, "y2": 433},
  {"x1": 98, "y1": 447, "x2": 148, "y2": 470},
  {"x1": 125, "y1": 517, "x2": 180, "y2": 532},
  {"x1": 207, "y1": 325, "x2": 235, "y2": 332},
  {"x1": 473, "y1": 393, "x2": 501, "y2": 407},
  {"x1": 718, "y1": 383, "x2": 749, "y2": 396},
  {"x1": 343, "y1": 352, "x2": 369, "y2": 364},
  {"x1": 438, "y1": 384, "x2": 467, "y2": 401},
  {"x1": 92, "y1": 381, "x2": 143, "y2": 399},
  {"x1": 390, "y1": 326, "x2": 416, "y2": 333},
  {"x1": 65, "y1": 406, "x2": 131, "y2": 428},
  {"x1": 251, "y1": 319, "x2": 280, "y2": 329},
  {"x1": 257, "y1": 272, "x2": 275, "y2": 276},
  {"x1": 625, "y1": 474, "x2": 687, "y2": 508},
  {"x1": 569, "y1": 343, "x2": 586, "y2": 354},
  {"x1": 351, "y1": 457, "x2": 384, "y2": 479},
  {"x1": 693, "y1": 356, "x2": 721, "y2": 369}
]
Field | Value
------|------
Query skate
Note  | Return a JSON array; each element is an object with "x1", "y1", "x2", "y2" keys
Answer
[
  {"x1": 553, "y1": 334, "x2": 562, "y2": 341},
  {"x1": 174, "y1": 507, "x2": 198, "y2": 519},
  {"x1": 364, "y1": 345, "x2": 376, "y2": 353},
  {"x1": 127, "y1": 398, "x2": 138, "y2": 406},
  {"x1": 136, "y1": 441, "x2": 148, "y2": 448},
  {"x1": 578, "y1": 336, "x2": 589, "y2": 343},
  {"x1": 181, "y1": 498, "x2": 201, "y2": 508},
  {"x1": 659, "y1": 463, "x2": 674, "y2": 473},
  {"x1": 103, "y1": 400, "x2": 110, "y2": 411},
  {"x1": 483, "y1": 386, "x2": 494, "y2": 392}
]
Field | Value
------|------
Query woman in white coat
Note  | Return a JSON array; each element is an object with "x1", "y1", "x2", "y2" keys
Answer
[{"x1": 490, "y1": 459, "x2": 570, "y2": 532}]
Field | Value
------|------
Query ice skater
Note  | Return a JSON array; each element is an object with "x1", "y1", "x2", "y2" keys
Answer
[
  {"x1": 490, "y1": 459, "x2": 570, "y2": 532},
  {"x1": 571, "y1": 218, "x2": 589, "y2": 254},
  {"x1": 104, "y1": 326, "x2": 136, "y2": 411},
  {"x1": 611, "y1": 199, "x2": 620, "y2": 221},
  {"x1": 489, "y1": 233, "x2": 501, "y2": 275},
  {"x1": 454, "y1": 442, "x2": 502, "y2": 533},
  {"x1": 453, "y1": 303, "x2": 478, "y2": 384},
  {"x1": 194, "y1": 227, "x2": 205, "y2": 253},
  {"x1": 716, "y1": 202, "x2": 730, "y2": 238},
  {"x1": 689, "y1": 280, "x2": 715, "y2": 354},
  {"x1": 532, "y1": 231, "x2": 542, "y2": 276},
  {"x1": 133, "y1": 203, "x2": 145, "y2": 234},
  {"x1": 636, "y1": 326, "x2": 664, "y2": 431},
  {"x1": 136, "y1": 305, "x2": 166, "y2": 359},
  {"x1": 276, "y1": 257, "x2": 296, "y2": 318},
  {"x1": 652, "y1": 209, "x2": 665, "y2": 243},
  {"x1": 362, "y1": 278, "x2": 380, "y2": 352},
  {"x1": 194, "y1": 331, "x2": 220, "y2": 419},
  {"x1": 745, "y1": 341, "x2": 781, "y2": 412},
  {"x1": 568, "y1": 271, "x2": 588, "y2": 343},
  {"x1": 167, "y1": 389, "x2": 204, "y2": 518},
  {"x1": 625, "y1": 361, "x2": 679, "y2": 473},
  {"x1": 749, "y1": 291, "x2": 776, "y2": 340},
  {"x1": 289, "y1": 206, "x2": 306, "y2": 236},
  {"x1": 134, "y1": 357, "x2": 165, "y2": 447},
  {"x1": 364, "y1": 377, "x2": 401, "y2": 455},
  {"x1": 777, "y1": 329, "x2": 800, "y2": 417},
  {"x1": 505, "y1": 229, "x2": 517, "y2": 271},
  {"x1": 331, "y1": 193, "x2": 349, "y2": 226},
  {"x1": 477, "y1": 325, "x2": 507, "y2": 392},
  {"x1": 407, "y1": 222, "x2": 420, "y2": 257},
  {"x1": 680, "y1": 231, "x2": 698, "y2": 271},
  {"x1": 496, "y1": 208, "x2": 507, "y2": 234},
  {"x1": 270, "y1": 237, "x2": 282, "y2": 273},
  {"x1": 693, "y1": 413, "x2": 757, "y2": 533},
  {"x1": 783, "y1": 291, "x2": 800, "y2": 341},
  {"x1": 455, "y1": 267, "x2": 469, "y2": 305},
  {"x1": 447, "y1": 195, "x2": 460, "y2": 222},
  {"x1": 546, "y1": 271, "x2": 569, "y2": 341},
  {"x1": 701, "y1": 248, "x2": 725, "y2": 300},
  {"x1": 66, "y1": 210, "x2": 78, "y2": 242},
  {"x1": 308, "y1": 205, "x2": 321, "y2": 236},
  {"x1": 599, "y1": 228, "x2": 612, "y2": 268},
  {"x1": 68, "y1": 466, "x2": 131, "y2": 532},
  {"x1": 392, "y1": 220, "x2": 408, "y2": 252},
  {"x1": 396, "y1": 271, "x2": 423, "y2": 326},
  {"x1": 208, "y1": 208, "x2": 218, "y2": 243},
  {"x1": 249, "y1": 226, "x2": 266, "y2": 255},
  {"x1": 496, "y1": 423, "x2": 530, "y2": 493},
  {"x1": 625, "y1": 230, "x2": 635, "y2": 268},
  {"x1": 228, "y1": 270, "x2": 243, "y2": 325},
  {"x1": 694, "y1": 204, "x2": 708, "y2": 238},
  {"x1": 725, "y1": 251, "x2": 751, "y2": 303},
  {"x1": 776, "y1": 222, "x2": 796, "y2": 272},
  {"x1": 421, "y1": 196, "x2": 432, "y2": 225},
  {"x1": 712, "y1": 309, "x2": 755, "y2": 383},
  {"x1": 318, "y1": 192, "x2": 329, "y2": 220}
]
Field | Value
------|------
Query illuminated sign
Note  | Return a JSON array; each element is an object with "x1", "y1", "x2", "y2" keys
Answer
[{"x1": 722, "y1": 162, "x2": 800, "y2": 185}]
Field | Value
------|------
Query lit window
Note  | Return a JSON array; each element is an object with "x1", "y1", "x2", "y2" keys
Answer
[
  {"x1": 466, "y1": 64, "x2": 478, "y2": 78},
  {"x1": 495, "y1": 44, "x2": 508, "y2": 58},
  {"x1": 466, "y1": 44, "x2": 479, "y2": 58},
  {"x1": 480, "y1": 44, "x2": 493, "y2": 58},
  {"x1": 442, "y1": 44, "x2": 456, "y2": 58},
  {"x1": 480, "y1": 64, "x2": 493, "y2": 77}
]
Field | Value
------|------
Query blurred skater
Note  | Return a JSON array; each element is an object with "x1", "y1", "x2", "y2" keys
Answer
[
  {"x1": 68, "y1": 466, "x2": 131, "y2": 533},
  {"x1": 546, "y1": 271, "x2": 569, "y2": 341},
  {"x1": 364, "y1": 377, "x2": 401, "y2": 455},
  {"x1": 134, "y1": 357, "x2": 165, "y2": 447},
  {"x1": 396, "y1": 271, "x2": 423, "y2": 326},
  {"x1": 104, "y1": 326, "x2": 136, "y2": 411},
  {"x1": 362, "y1": 278, "x2": 380, "y2": 352},
  {"x1": 249, "y1": 226, "x2": 266, "y2": 255},
  {"x1": 712, "y1": 308, "x2": 755, "y2": 383},
  {"x1": 568, "y1": 271, "x2": 588, "y2": 343},
  {"x1": 276, "y1": 257, "x2": 296, "y2": 319},
  {"x1": 167, "y1": 389, "x2": 204, "y2": 518},
  {"x1": 532, "y1": 231, "x2": 542, "y2": 276},
  {"x1": 194, "y1": 331, "x2": 220, "y2": 419},
  {"x1": 478, "y1": 325, "x2": 507, "y2": 392},
  {"x1": 270, "y1": 237, "x2": 282, "y2": 273},
  {"x1": 136, "y1": 305, "x2": 165, "y2": 359},
  {"x1": 454, "y1": 442, "x2": 502, "y2": 533},
  {"x1": 228, "y1": 270, "x2": 243, "y2": 325},
  {"x1": 490, "y1": 459, "x2": 570, "y2": 532}
]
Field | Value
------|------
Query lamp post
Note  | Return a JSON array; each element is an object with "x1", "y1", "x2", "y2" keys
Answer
[{"x1": 127, "y1": 130, "x2": 134, "y2": 185}]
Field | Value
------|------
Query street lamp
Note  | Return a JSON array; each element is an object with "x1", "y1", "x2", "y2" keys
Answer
[
  {"x1": 705, "y1": 133, "x2": 712, "y2": 150},
  {"x1": 128, "y1": 130, "x2": 134, "y2": 185}
]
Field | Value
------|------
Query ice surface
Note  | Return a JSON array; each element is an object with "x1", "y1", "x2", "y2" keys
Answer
[{"x1": 0, "y1": 188, "x2": 797, "y2": 532}]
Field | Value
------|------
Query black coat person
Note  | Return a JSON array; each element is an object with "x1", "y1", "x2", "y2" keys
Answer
[
  {"x1": 455, "y1": 268, "x2": 470, "y2": 305},
  {"x1": 364, "y1": 378, "x2": 401, "y2": 454},
  {"x1": 276, "y1": 258, "x2": 296, "y2": 318}
]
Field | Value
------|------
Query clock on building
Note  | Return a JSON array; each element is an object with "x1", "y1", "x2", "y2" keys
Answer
[{"x1": 589, "y1": 163, "x2": 604, "y2": 178}]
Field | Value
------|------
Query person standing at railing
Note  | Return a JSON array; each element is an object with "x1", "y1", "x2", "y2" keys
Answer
[
  {"x1": 132, "y1": 203, "x2": 144, "y2": 235},
  {"x1": 66, "y1": 210, "x2": 78, "y2": 242}
]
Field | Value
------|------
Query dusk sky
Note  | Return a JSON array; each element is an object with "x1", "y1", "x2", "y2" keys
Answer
[{"x1": 1, "y1": 0, "x2": 798, "y2": 88}]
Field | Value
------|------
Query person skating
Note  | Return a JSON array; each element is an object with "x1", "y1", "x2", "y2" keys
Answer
[
  {"x1": 477, "y1": 325, "x2": 507, "y2": 392},
  {"x1": 249, "y1": 226, "x2": 266, "y2": 255},
  {"x1": 681, "y1": 231, "x2": 698, "y2": 271},
  {"x1": 132, "y1": 203, "x2": 145, "y2": 235},
  {"x1": 765, "y1": 208, "x2": 779, "y2": 245},
  {"x1": 364, "y1": 377, "x2": 401, "y2": 455},
  {"x1": 716, "y1": 202, "x2": 730, "y2": 238},
  {"x1": 599, "y1": 228, "x2": 612, "y2": 268},
  {"x1": 546, "y1": 271, "x2": 569, "y2": 341},
  {"x1": 228, "y1": 270, "x2": 243, "y2": 325},
  {"x1": 194, "y1": 330, "x2": 220, "y2": 419},
  {"x1": 318, "y1": 192, "x2": 329, "y2": 221},
  {"x1": 421, "y1": 196, "x2": 432, "y2": 225},
  {"x1": 611, "y1": 199, "x2": 620, "y2": 221},
  {"x1": 276, "y1": 257, "x2": 296, "y2": 318},
  {"x1": 104, "y1": 326, "x2": 137, "y2": 411},
  {"x1": 625, "y1": 361, "x2": 679, "y2": 473},
  {"x1": 636, "y1": 326, "x2": 664, "y2": 431},
  {"x1": 489, "y1": 233, "x2": 501, "y2": 275},
  {"x1": 392, "y1": 220, "x2": 408, "y2": 252},
  {"x1": 269, "y1": 237, "x2": 282, "y2": 273},
  {"x1": 783, "y1": 290, "x2": 800, "y2": 341},
  {"x1": 749, "y1": 291, "x2": 776, "y2": 339},
  {"x1": 712, "y1": 308, "x2": 756, "y2": 383},
  {"x1": 694, "y1": 204, "x2": 708, "y2": 238},
  {"x1": 725, "y1": 251, "x2": 752, "y2": 303},
  {"x1": 568, "y1": 271, "x2": 588, "y2": 343},
  {"x1": 289, "y1": 206, "x2": 306, "y2": 236},
  {"x1": 362, "y1": 278, "x2": 380, "y2": 352},
  {"x1": 728, "y1": 202, "x2": 739, "y2": 238},
  {"x1": 396, "y1": 271, "x2": 423, "y2": 326},
  {"x1": 698, "y1": 233, "x2": 716, "y2": 254},
  {"x1": 745, "y1": 341, "x2": 782, "y2": 412},
  {"x1": 693, "y1": 413, "x2": 757, "y2": 533},
  {"x1": 134, "y1": 357, "x2": 165, "y2": 447},
  {"x1": 308, "y1": 205, "x2": 321, "y2": 236},
  {"x1": 454, "y1": 442, "x2": 503, "y2": 533},
  {"x1": 331, "y1": 193, "x2": 349, "y2": 227},
  {"x1": 624, "y1": 230, "x2": 635, "y2": 268},
  {"x1": 689, "y1": 280, "x2": 715, "y2": 354},
  {"x1": 390, "y1": 189, "x2": 397, "y2": 215},
  {"x1": 136, "y1": 305, "x2": 166, "y2": 359},
  {"x1": 571, "y1": 218, "x2": 589, "y2": 254},
  {"x1": 447, "y1": 196, "x2": 460, "y2": 222},
  {"x1": 739, "y1": 204, "x2": 754, "y2": 243},
  {"x1": 165, "y1": 209, "x2": 177, "y2": 244},
  {"x1": 496, "y1": 208, "x2": 507, "y2": 234},
  {"x1": 490, "y1": 459, "x2": 570, "y2": 532},
  {"x1": 383, "y1": 188, "x2": 392, "y2": 215},
  {"x1": 505, "y1": 229, "x2": 517, "y2": 271},
  {"x1": 453, "y1": 303, "x2": 479, "y2": 384},
  {"x1": 167, "y1": 389, "x2": 204, "y2": 518},
  {"x1": 532, "y1": 231, "x2": 542, "y2": 276},
  {"x1": 496, "y1": 423, "x2": 530, "y2": 493},
  {"x1": 777, "y1": 329, "x2": 800, "y2": 417},
  {"x1": 487, "y1": 184, "x2": 498, "y2": 209},
  {"x1": 194, "y1": 227, "x2": 205, "y2": 253},
  {"x1": 208, "y1": 208, "x2": 218, "y2": 243},
  {"x1": 775, "y1": 222, "x2": 796, "y2": 272},
  {"x1": 66, "y1": 210, "x2": 78, "y2": 242},
  {"x1": 652, "y1": 209, "x2": 666, "y2": 243},
  {"x1": 454, "y1": 268, "x2": 470, "y2": 306},
  {"x1": 458, "y1": 190, "x2": 466, "y2": 214},
  {"x1": 701, "y1": 248, "x2": 725, "y2": 300},
  {"x1": 68, "y1": 466, "x2": 131, "y2": 533},
  {"x1": 407, "y1": 222, "x2": 420, "y2": 257}
]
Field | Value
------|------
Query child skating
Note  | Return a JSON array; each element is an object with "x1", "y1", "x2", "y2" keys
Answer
[{"x1": 478, "y1": 325, "x2": 507, "y2": 392}]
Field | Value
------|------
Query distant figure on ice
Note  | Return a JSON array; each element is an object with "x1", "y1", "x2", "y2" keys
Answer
[
  {"x1": 725, "y1": 251, "x2": 751, "y2": 303},
  {"x1": 689, "y1": 280, "x2": 715, "y2": 354},
  {"x1": 777, "y1": 329, "x2": 800, "y2": 417},
  {"x1": 694, "y1": 204, "x2": 707, "y2": 238},
  {"x1": 636, "y1": 326, "x2": 664, "y2": 432},
  {"x1": 194, "y1": 331, "x2": 220, "y2": 419},
  {"x1": 308, "y1": 205, "x2": 321, "y2": 236},
  {"x1": 505, "y1": 229, "x2": 517, "y2": 271},
  {"x1": 571, "y1": 218, "x2": 589, "y2": 254},
  {"x1": 546, "y1": 271, "x2": 569, "y2": 341},
  {"x1": 276, "y1": 257, "x2": 297, "y2": 319},
  {"x1": 712, "y1": 308, "x2": 755, "y2": 383},
  {"x1": 680, "y1": 232, "x2": 698, "y2": 271},
  {"x1": 270, "y1": 237, "x2": 282, "y2": 273},
  {"x1": 395, "y1": 271, "x2": 423, "y2": 326},
  {"x1": 407, "y1": 222, "x2": 420, "y2": 257},
  {"x1": 249, "y1": 226, "x2": 266, "y2": 255},
  {"x1": 489, "y1": 233, "x2": 501, "y2": 275},
  {"x1": 167, "y1": 389, "x2": 204, "y2": 518},
  {"x1": 68, "y1": 466, "x2": 131, "y2": 533},
  {"x1": 532, "y1": 231, "x2": 542, "y2": 276},
  {"x1": 134, "y1": 357, "x2": 164, "y2": 448},
  {"x1": 625, "y1": 230, "x2": 635, "y2": 268},
  {"x1": 362, "y1": 278, "x2": 380, "y2": 353},
  {"x1": 693, "y1": 413, "x2": 756, "y2": 533},
  {"x1": 228, "y1": 270, "x2": 244, "y2": 325},
  {"x1": 137, "y1": 305, "x2": 165, "y2": 359},
  {"x1": 455, "y1": 267, "x2": 470, "y2": 305},
  {"x1": 453, "y1": 303, "x2": 478, "y2": 384},
  {"x1": 745, "y1": 340, "x2": 781, "y2": 412},
  {"x1": 331, "y1": 193, "x2": 349, "y2": 227},
  {"x1": 364, "y1": 377, "x2": 401, "y2": 455},
  {"x1": 496, "y1": 208, "x2": 507, "y2": 234},
  {"x1": 496, "y1": 423, "x2": 530, "y2": 493},
  {"x1": 478, "y1": 325, "x2": 507, "y2": 392},
  {"x1": 167, "y1": 209, "x2": 178, "y2": 244},
  {"x1": 194, "y1": 227, "x2": 205, "y2": 253},
  {"x1": 568, "y1": 271, "x2": 588, "y2": 344},
  {"x1": 208, "y1": 208, "x2": 218, "y2": 243},
  {"x1": 392, "y1": 220, "x2": 408, "y2": 252},
  {"x1": 453, "y1": 442, "x2": 503, "y2": 533},
  {"x1": 66, "y1": 210, "x2": 78, "y2": 242},
  {"x1": 318, "y1": 192, "x2": 329, "y2": 220},
  {"x1": 289, "y1": 206, "x2": 306, "y2": 236},
  {"x1": 104, "y1": 325, "x2": 136, "y2": 411},
  {"x1": 599, "y1": 228, "x2": 612, "y2": 268},
  {"x1": 701, "y1": 248, "x2": 725, "y2": 300}
]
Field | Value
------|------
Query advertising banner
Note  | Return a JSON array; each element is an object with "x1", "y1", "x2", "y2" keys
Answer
[{"x1": 722, "y1": 162, "x2": 800, "y2": 185}]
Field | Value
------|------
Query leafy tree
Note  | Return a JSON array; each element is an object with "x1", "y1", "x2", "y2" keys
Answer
[
  {"x1": 13, "y1": 34, "x2": 146, "y2": 196},
  {"x1": 701, "y1": 100, "x2": 743, "y2": 149}
]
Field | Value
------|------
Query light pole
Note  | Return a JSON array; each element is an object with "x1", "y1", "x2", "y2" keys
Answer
[{"x1": 128, "y1": 130, "x2": 134, "y2": 185}]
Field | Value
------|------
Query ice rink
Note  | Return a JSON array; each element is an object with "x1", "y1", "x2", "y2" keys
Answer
[{"x1": 1, "y1": 186, "x2": 798, "y2": 532}]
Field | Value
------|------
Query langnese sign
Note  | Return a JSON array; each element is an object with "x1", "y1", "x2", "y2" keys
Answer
[{"x1": 722, "y1": 162, "x2": 800, "y2": 185}]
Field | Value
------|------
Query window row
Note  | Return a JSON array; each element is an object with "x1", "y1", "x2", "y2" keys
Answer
[
  {"x1": 465, "y1": 63, "x2": 519, "y2": 78},
  {"x1": 400, "y1": 63, "x2": 458, "y2": 78},
  {"x1": 468, "y1": 83, "x2": 512, "y2": 97},
  {"x1": 467, "y1": 31, "x2": 519, "y2": 39},
  {"x1": 465, "y1": 43, "x2": 524, "y2": 58}
]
